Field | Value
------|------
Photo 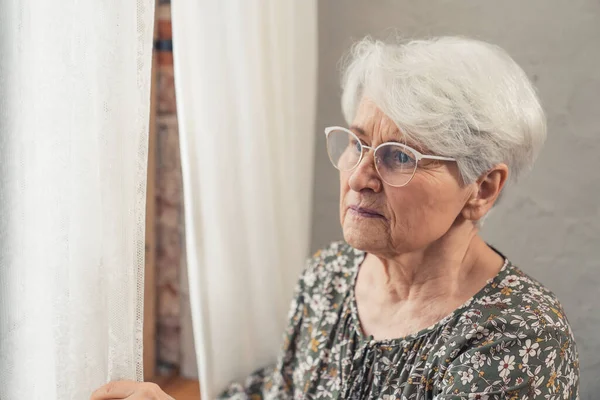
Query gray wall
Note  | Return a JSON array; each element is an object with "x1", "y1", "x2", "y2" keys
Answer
[{"x1": 310, "y1": 1, "x2": 600, "y2": 398}]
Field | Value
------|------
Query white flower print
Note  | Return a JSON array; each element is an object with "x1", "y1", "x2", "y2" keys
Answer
[
  {"x1": 545, "y1": 349, "x2": 557, "y2": 368},
  {"x1": 468, "y1": 394, "x2": 489, "y2": 400},
  {"x1": 499, "y1": 297, "x2": 512, "y2": 306},
  {"x1": 329, "y1": 258, "x2": 343, "y2": 273},
  {"x1": 515, "y1": 377, "x2": 524, "y2": 386},
  {"x1": 568, "y1": 368, "x2": 576, "y2": 386},
  {"x1": 531, "y1": 376, "x2": 544, "y2": 397},
  {"x1": 326, "y1": 376, "x2": 341, "y2": 392},
  {"x1": 519, "y1": 339, "x2": 539, "y2": 363},
  {"x1": 459, "y1": 368, "x2": 474, "y2": 385},
  {"x1": 466, "y1": 310, "x2": 482, "y2": 318},
  {"x1": 433, "y1": 345, "x2": 447, "y2": 358},
  {"x1": 332, "y1": 276, "x2": 348, "y2": 294},
  {"x1": 511, "y1": 315, "x2": 528, "y2": 328},
  {"x1": 563, "y1": 384, "x2": 571, "y2": 399},
  {"x1": 460, "y1": 310, "x2": 483, "y2": 324},
  {"x1": 465, "y1": 325, "x2": 490, "y2": 341},
  {"x1": 470, "y1": 351, "x2": 487, "y2": 368},
  {"x1": 287, "y1": 298, "x2": 299, "y2": 320},
  {"x1": 527, "y1": 286, "x2": 545, "y2": 297},
  {"x1": 498, "y1": 355, "x2": 515, "y2": 378},
  {"x1": 324, "y1": 311, "x2": 338, "y2": 325},
  {"x1": 308, "y1": 294, "x2": 328, "y2": 314},
  {"x1": 303, "y1": 269, "x2": 317, "y2": 288},
  {"x1": 478, "y1": 295, "x2": 498, "y2": 306},
  {"x1": 292, "y1": 365, "x2": 304, "y2": 384},
  {"x1": 304, "y1": 355, "x2": 320, "y2": 371},
  {"x1": 500, "y1": 274, "x2": 521, "y2": 287}
]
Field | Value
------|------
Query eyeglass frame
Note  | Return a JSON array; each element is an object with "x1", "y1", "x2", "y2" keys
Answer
[{"x1": 324, "y1": 126, "x2": 457, "y2": 187}]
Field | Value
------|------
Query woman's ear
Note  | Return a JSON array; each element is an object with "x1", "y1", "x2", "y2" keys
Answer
[{"x1": 462, "y1": 164, "x2": 509, "y2": 222}]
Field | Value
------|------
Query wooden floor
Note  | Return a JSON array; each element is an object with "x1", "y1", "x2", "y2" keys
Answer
[{"x1": 151, "y1": 376, "x2": 200, "y2": 400}]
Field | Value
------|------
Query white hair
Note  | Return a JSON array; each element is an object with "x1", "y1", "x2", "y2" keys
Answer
[{"x1": 340, "y1": 36, "x2": 547, "y2": 186}]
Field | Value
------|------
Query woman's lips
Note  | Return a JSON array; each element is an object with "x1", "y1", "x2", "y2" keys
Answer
[{"x1": 348, "y1": 205, "x2": 385, "y2": 219}]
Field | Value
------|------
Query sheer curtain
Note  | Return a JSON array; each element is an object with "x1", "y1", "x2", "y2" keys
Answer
[
  {"x1": 171, "y1": 1, "x2": 317, "y2": 398},
  {"x1": 0, "y1": 1, "x2": 154, "y2": 399}
]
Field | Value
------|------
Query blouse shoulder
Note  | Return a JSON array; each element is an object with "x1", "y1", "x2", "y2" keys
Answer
[
  {"x1": 443, "y1": 263, "x2": 579, "y2": 398},
  {"x1": 501, "y1": 263, "x2": 573, "y2": 334},
  {"x1": 299, "y1": 241, "x2": 364, "y2": 296}
]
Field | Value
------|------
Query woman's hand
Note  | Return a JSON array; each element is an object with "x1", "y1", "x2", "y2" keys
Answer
[{"x1": 91, "y1": 380, "x2": 175, "y2": 400}]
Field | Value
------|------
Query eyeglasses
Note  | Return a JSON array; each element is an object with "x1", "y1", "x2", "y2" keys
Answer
[{"x1": 324, "y1": 126, "x2": 456, "y2": 187}]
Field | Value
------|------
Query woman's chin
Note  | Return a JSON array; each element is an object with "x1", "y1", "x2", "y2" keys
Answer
[{"x1": 342, "y1": 222, "x2": 386, "y2": 252}]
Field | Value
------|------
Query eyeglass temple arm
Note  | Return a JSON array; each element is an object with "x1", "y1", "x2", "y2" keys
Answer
[{"x1": 420, "y1": 154, "x2": 456, "y2": 162}]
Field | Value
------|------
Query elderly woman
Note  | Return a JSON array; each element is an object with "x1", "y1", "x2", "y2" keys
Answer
[{"x1": 92, "y1": 37, "x2": 579, "y2": 400}]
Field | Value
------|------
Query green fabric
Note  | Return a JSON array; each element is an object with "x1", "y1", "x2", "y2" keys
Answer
[{"x1": 219, "y1": 242, "x2": 579, "y2": 400}]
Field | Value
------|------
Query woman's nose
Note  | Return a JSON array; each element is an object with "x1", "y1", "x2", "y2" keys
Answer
[{"x1": 347, "y1": 149, "x2": 382, "y2": 193}]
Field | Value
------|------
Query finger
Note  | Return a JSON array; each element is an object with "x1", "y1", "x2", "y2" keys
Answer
[
  {"x1": 90, "y1": 380, "x2": 138, "y2": 400},
  {"x1": 116, "y1": 382, "x2": 174, "y2": 400}
]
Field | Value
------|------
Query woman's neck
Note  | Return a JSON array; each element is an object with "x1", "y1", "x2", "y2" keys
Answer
[{"x1": 358, "y1": 232, "x2": 503, "y2": 306}]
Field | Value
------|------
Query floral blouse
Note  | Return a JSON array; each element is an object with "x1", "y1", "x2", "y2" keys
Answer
[{"x1": 219, "y1": 241, "x2": 579, "y2": 400}]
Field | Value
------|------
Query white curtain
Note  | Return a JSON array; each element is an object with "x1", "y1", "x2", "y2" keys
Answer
[
  {"x1": 171, "y1": 2, "x2": 317, "y2": 398},
  {"x1": 0, "y1": 1, "x2": 155, "y2": 399}
]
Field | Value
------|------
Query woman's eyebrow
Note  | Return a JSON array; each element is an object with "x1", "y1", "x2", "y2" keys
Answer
[
  {"x1": 386, "y1": 135, "x2": 424, "y2": 152},
  {"x1": 349, "y1": 125, "x2": 367, "y2": 136},
  {"x1": 349, "y1": 125, "x2": 423, "y2": 150}
]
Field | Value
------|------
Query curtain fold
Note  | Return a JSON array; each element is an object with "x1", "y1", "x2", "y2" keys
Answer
[
  {"x1": 171, "y1": 1, "x2": 317, "y2": 398},
  {"x1": 0, "y1": 1, "x2": 155, "y2": 398}
]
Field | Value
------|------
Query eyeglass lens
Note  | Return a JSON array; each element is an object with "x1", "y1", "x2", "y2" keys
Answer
[{"x1": 326, "y1": 129, "x2": 418, "y2": 187}]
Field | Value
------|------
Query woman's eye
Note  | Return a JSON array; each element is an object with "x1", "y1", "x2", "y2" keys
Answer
[
  {"x1": 393, "y1": 149, "x2": 412, "y2": 164},
  {"x1": 350, "y1": 139, "x2": 361, "y2": 153},
  {"x1": 376, "y1": 147, "x2": 415, "y2": 170}
]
